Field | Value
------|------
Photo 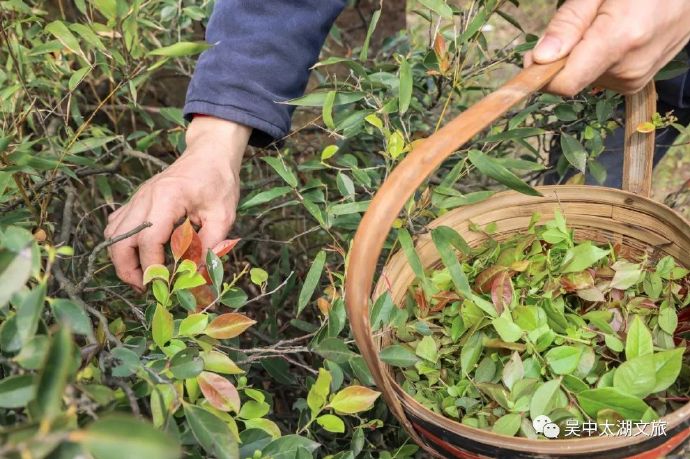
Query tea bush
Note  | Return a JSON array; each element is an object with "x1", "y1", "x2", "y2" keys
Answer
[{"x1": 0, "y1": 0, "x2": 682, "y2": 458}]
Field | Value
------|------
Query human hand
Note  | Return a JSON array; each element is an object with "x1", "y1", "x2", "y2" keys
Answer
[
  {"x1": 525, "y1": 0, "x2": 690, "y2": 96},
  {"x1": 104, "y1": 116, "x2": 251, "y2": 291}
]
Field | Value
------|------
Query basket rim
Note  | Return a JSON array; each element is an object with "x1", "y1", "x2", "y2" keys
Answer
[{"x1": 373, "y1": 184, "x2": 690, "y2": 453}]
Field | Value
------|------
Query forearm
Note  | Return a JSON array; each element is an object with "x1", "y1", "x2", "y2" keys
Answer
[{"x1": 184, "y1": 0, "x2": 347, "y2": 147}]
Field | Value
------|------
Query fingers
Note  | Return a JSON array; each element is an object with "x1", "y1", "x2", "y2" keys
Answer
[
  {"x1": 542, "y1": 11, "x2": 626, "y2": 96},
  {"x1": 533, "y1": 0, "x2": 604, "y2": 64},
  {"x1": 109, "y1": 237, "x2": 144, "y2": 291},
  {"x1": 104, "y1": 196, "x2": 183, "y2": 290},
  {"x1": 138, "y1": 208, "x2": 179, "y2": 271},
  {"x1": 198, "y1": 213, "x2": 234, "y2": 257}
]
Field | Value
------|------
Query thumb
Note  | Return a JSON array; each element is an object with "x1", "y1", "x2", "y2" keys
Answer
[{"x1": 533, "y1": 0, "x2": 604, "y2": 63}]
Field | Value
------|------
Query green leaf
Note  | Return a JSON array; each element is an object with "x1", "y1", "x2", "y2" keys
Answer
[
  {"x1": 468, "y1": 150, "x2": 542, "y2": 196},
  {"x1": 349, "y1": 356, "x2": 375, "y2": 387},
  {"x1": 604, "y1": 334, "x2": 624, "y2": 353},
  {"x1": 626, "y1": 315, "x2": 653, "y2": 360},
  {"x1": 492, "y1": 413, "x2": 521, "y2": 436},
  {"x1": 68, "y1": 66, "x2": 91, "y2": 92},
  {"x1": 0, "y1": 375, "x2": 35, "y2": 408},
  {"x1": 144, "y1": 264, "x2": 169, "y2": 285},
  {"x1": 460, "y1": 332, "x2": 484, "y2": 375},
  {"x1": 220, "y1": 288, "x2": 247, "y2": 309},
  {"x1": 577, "y1": 387, "x2": 651, "y2": 420},
  {"x1": 201, "y1": 351, "x2": 244, "y2": 375},
  {"x1": 313, "y1": 337, "x2": 355, "y2": 364},
  {"x1": 297, "y1": 251, "x2": 326, "y2": 315},
  {"x1": 67, "y1": 135, "x2": 120, "y2": 154},
  {"x1": 561, "y1": 242, "x2": 608, "y2": 274},
  {"x1": 184, "y1": 404, "x2": 239, "y2": 459},
  {"x1": 560, "y1": 133, "x2": 587, "y2": 173},
  {"x1": 0, "y1": 247, "x2": 33, "y2": 308},
  {"x1": 321, "y1": 145, "x2": 339, "y2": 161},
  {"x1": 398, "y1": 229, "x2": 429, "y2": 292},
  {"x1": 387, "y1": 130, "x2": 406, "y2": 159},
  {"x1": 75, "y1": 415, "x2": 181, "y2": 459},
  {"x1": 206, "y1": 250, "x2": 223, "y2": 289},
  {"x1": 328, "y1": 385, "x2": 380, "y2": 414},
  {"x1": 111, "y1": 347, "x2": 140, "y2": 377},
  {"x1": 502, "y1": 352, "x2": 524, "y2": 390},
  {"x1": 398, "y1": 57, "x2": 412, "y2": 114},
  {"x1": 529, "y1": 379, "x2": 561, "y2": 419},
  {"x1": 16, "y1": 283, "x2": 46, "y2": 344},
  {"x1": 261, "y1": 435, "x2": 320, "y2": 459},
  {"x1": 307, "y1": 368, "x2": 332, "y2": 417},
  {"x1": 263, "y1": 157, "x2": 298, "y2": 188},
  {"x1": 644, "y1": 272, "x2": 663, "y2": 299},
  {"x1": 431, "y1": 227, "x2": 472, "y2": 297},
  {"x1": 359, "y1": 9, "x2": 381, "y2": 60},
  {"x1": 652, "y1": 348, "x2": 684, "y2": 393},
  {"x1": 285, "y1": 91, "x2": 366, "y2": 107},
  {"x1": 170, "y1": 349, "x2": 204, "y2": 379},
  {"x1": 544, "y1": 346, "x2": 582, "y2": 375},
  {"x1": 45, "y1": 20, "x2": 82, "y2": 54},
  {"x1": 418, "y1": 0, "x2": 453, "y2": 18},
  {"x1": 610, "y1": 261, "x2": 643, "y2": 290},
  {"x1": 238, "y1": 186, "x2": 292, "y2": 210},
  {"x1": 179, "y1": 313, "x2": 208, "y2": 337},
  {"x1": 379, "y1": 344, "x2": 419, "y2": 368},
  {"x1": 249, "y1": 267, "x2": 268, "y2": 286},
  {"x1": 52, "y1": 298, "x2": 92, "y2": 336},
  {"x1": 238, "y1": 400, "x2": 270, "y2": 419},
  {"x1": 152, "y1": 304, "x2": 173, "y2": 348},
  {"x1": 613, "y1": 355, "x2": 656, "y2": 398},
  {"x1": 415, "y1": 335, "x2": 438, "y2": 362},
  {"x1": 14, "y1": 335, "x2": 49, "y2": 370},
  {"x1": 148, "y1": 41, "x2": 211, "y2": 57},
  {"x1": 480, "y1": 128, "x2": 544, "y2": 143},
  {"x1": 316, "y1": 414, "x2": 345, "y2": 433},
  {"x1": 173, "y1": 271, "x2": 206, "y2": 291},
  {"x1": 322, "y1": 90, "x2": 336, "y2": 130},
  {"x1": 658, "y1": 307, "x2": 678, "y2": 334},
  {"x1": 491, "y1": 315, "x2": 522, "y2": 343},
  {"x1": 35, "y1": 326, "x2": 74, "y2": 420}
]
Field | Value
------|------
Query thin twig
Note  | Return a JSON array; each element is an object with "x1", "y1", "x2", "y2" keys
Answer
[
  {"x1": 244, "y1": 272, "x2": 294, "y2": 306},
  {"x1": 124, "y1": 147, "x2": 169, "y2": 169},
  {"x1": 74, "y1": 222, "x2": 152, "y2": 293},
  {"x1": 57, "y1": 187, "x2": 76, "y2": 245},
  {"x1": 109, "y1": 378, "x2": 141, "y2": 417}
]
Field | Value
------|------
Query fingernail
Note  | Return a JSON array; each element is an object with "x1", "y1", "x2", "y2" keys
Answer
[{"x1": 534, "y1": 34, "x2": 562, "y2": 62}]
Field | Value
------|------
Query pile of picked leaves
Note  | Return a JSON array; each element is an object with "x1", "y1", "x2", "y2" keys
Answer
[{"x1": 381, "y1": 212, "x2": 690, "y2": 438}]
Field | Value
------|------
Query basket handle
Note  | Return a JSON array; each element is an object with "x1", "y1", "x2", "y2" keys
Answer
[{"x1": 344, "y1": 59, "x2": 656, "y2": 439}]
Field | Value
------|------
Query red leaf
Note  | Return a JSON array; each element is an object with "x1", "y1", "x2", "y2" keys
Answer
[
  {"x1": 213, "y1": 239, "x2": 241, "y2": 257},
  {"x1": 490, "y1": 271, "x2": 513, "y2": 314},
  {"x1": 560, "y1": 271, "x2": 595, "y2": 292},
  {"x1": 191, "y1": 284, "x2": 215, "y2": 310},
  {"x1": 170, "y1": 218, "x2": 193, "y2": 261},
  {"x1": 181, "y1": 229, "x2": 202, "y2": 265},
  {"x1": 205, "y1": 313, "x2": 256, "y2": 339},
  {"x1": 475, "y1": 266, "x2": 508, "y2": 293},
  {"x1": 197, "y1": 371, "x2": 240, "y2": 412},
  {"x1": 610, "y1": 289, "x2": 625, "y2": 301}
]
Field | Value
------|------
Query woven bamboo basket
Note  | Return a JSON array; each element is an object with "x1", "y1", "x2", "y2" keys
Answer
[{"x1": 344, "y1": 59, "x2": 690, "y2": 458}]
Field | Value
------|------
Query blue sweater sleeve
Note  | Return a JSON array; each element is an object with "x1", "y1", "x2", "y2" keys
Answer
[{"x1": 183, "y1": 0, "x2": 347, "y2": 147}]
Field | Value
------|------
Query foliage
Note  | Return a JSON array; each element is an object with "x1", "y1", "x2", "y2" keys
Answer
[
  {"x1": 384, "y1": 212, "x2": 690, "y2": 437},
  {"x1": 0, "y1": 0, "x2": 684, "y2": 457}
]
